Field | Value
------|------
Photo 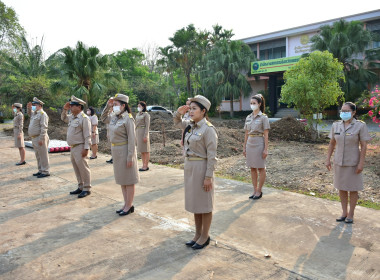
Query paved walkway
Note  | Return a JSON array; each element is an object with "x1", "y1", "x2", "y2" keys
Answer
[{"x1": 0, "y1": 132, "x2": 379, "y2": 279}]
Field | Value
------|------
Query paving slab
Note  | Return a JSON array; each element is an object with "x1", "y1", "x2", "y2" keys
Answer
[{"x1": 0, "y1": 132, "x2": 379, "y2": 280}]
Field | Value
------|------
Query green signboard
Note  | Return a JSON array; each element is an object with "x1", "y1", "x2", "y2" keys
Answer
[{"x1": 251, "y1": 56, "x2": 301, "y2": 74}]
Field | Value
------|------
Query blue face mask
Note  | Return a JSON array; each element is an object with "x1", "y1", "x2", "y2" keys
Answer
[
  {"x1": 13, "y1": 108, "x2": 17, "y2": 113},
  {"x1": 340, "y1": 112, "x2": 351, "y2": 121},
  {"x1": 32, "y1": 106, "x2": 37, "y2": 111}
]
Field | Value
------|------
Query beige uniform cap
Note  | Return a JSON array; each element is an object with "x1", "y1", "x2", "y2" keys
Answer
[
  {"x1": 114, "y1": 93, "x2": 129, "y2": 103},
  {"x1": 189, "y1": 95, "x2": 211, "y2": 111},
  {"x1": 32, "y1": 97, "x2": 44, "y2": 105},
  {"x1": 70, "y1": 95, "x2": 86, "y2": 106},
  {"x1": 13, "y1": 103, "x2": 22, "y2": 108}
]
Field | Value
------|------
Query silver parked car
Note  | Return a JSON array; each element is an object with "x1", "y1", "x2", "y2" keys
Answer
[{"x1": 146, "y1": 105, "x2": 173, "y2": 115}]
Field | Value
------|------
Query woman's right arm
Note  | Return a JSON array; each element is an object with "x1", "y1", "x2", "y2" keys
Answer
[
  {"x1": 243, "y1": 130, "x2": 248, "y2": 157},
  {"x1": 325, "y1": 138, "x2": 336, "y2": 171},
  {"x1": 173, "y1": 105, "x2": 190, "y2": 130},
  {"x1": 100, "y1": 99, "x2": 114, "y2": 124}
]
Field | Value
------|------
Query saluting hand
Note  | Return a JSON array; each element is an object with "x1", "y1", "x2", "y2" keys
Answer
[
  {"x1": 82, "y1": 149, "x2": 88, "y2": 157},
  {"x1": 325, "y1": 159, "x2": 332, "y2": 171},
  {"x1": 63, "y1": 102, "x2": 70, "y2": 110},
  {"x1": 203, "y1": 178, "x2": 213, "y2": 192},
  {"x1": 27, "y1": 102, "x2": 32, "y2": 108},
  {"x1": 177, "y1": 105, "x2": 189, "y2": 115},
  {"x1": 107, "y1": 98, "x2": 114, "y2": 107},
  {"x1": 126, "y1": 161, "x2": 133, "y2": 168}
]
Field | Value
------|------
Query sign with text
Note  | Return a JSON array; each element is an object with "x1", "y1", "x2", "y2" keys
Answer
[{"x1": 251, "y1": 56, "x2": 301, "y2": 74}]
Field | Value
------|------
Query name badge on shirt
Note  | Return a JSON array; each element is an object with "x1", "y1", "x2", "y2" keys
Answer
[
  {"x1": 194, "y1": 132, "x2": 202, "y2": 136},
  {"x1": 346, "y1": 133, "x2": 352, "y2": 136}
]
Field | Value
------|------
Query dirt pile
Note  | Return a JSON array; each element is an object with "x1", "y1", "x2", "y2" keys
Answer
[{"x1": 269, "y1": 116, "x2": 326, "y2": 142}]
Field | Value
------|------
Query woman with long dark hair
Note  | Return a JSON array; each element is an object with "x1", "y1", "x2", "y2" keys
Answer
[
  {"x1": 12, "y1": 103, "x2": 26, "y2": 165},
  {"x1": 243, "y1": 94, "x2": 270, "y2": 200},
  {"x1": 101, "y1": 94, "x2": 139, "y2": 216},
  {"x1": 87, "y1": 106, "x2": 99, "y2": 159},
  {"x1": 326, "y1": 102, "x2": 370, "y2": 223},
  {"x1": 174, "y1": 95, "x2": 218, "y2": 250},
  {"x1": 135, "y1": 101, "x2": 150, "y2": 171}
]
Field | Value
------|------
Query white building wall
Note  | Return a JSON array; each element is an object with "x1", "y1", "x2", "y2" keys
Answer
[
  {"x1": 288, "y1": 32, "x2": 317, "y2": 56},
  {"x1": 220, "y1": 79, "x2": 266, "y2": 112}
]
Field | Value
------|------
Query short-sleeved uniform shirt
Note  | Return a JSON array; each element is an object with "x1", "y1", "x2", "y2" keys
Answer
[
  {"x1": 244, "y1": 111, "x2": 270, "y2": 133},
  {"x1": 90, "y1": 115, "x2": 99, "y2": 134},
  {"x1": 328, "y1": 119, "x2": 371, "y2": 166}
]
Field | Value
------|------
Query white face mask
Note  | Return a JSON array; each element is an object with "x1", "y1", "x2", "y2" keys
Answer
[
  {"x1": 137, "y1": 107, "x2": 142, "y2": 112},
  {"x1": 113, "y1": 105, "x2": 121, "y2": 115},
  {"x1": 86, "y1": 110, "x2": 91, "y2": 115},
  {"x1": 13, "y1": 108, "x2": 17, "y2": 113},
  {"x1": 250, "y1": 104, "x2": 259, "y2": 111}
]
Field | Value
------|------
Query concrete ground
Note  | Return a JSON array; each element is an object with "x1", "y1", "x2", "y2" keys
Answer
[{"x1": 0, "y1": 130, "x2": 379, "y2": 280}]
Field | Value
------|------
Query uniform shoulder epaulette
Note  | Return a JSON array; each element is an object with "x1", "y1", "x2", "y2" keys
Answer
[
  {"x1": 333, "y1": 120, "x2": 341, "y2": 123},
  {"x1": 40, "y1": 111, "x2": 44, "y2": 115},
  {"x1": 81, "y1": 112, "x2": 87, "y2": 118},
  {"x1": 128, "y1": 113, "x2": 133, "y2": 119},
  {"x1": 358, "y1": 120, "x2": 365, "y2": 123},
  {"x1": 262, "y1": 113, "x2": 267, "y2": 116},
  {"x1": 206, "y1": 121, "x2": 213, "y2": 127}
]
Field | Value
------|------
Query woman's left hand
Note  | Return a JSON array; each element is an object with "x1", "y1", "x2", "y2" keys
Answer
[
  {"x1": 143, "y1": 137, "x2": 147, "y2": 143},
  {"x1": 203, "y1": 178, "x2": 213, "y2": 192},
  {"x1": 262, "y1": 149, "x2": 268, "y2": 159},
  {"x1": 126, "y1": 161, "x2": 133, "y2": 168},
  {"x1": 356, "y1": 162, "x2": 364, "y2": 174},
  {"x1": 17, "y1": 134, "x2": 21, "y2": 139}
]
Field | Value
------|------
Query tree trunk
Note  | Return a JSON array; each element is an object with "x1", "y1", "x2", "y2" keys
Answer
[
  {"x1": 186, "y1": 73, "x2": 191, "y2": 96},
  {"x1": 229, "y1": 93, "x2": 234, "y2": 118}
]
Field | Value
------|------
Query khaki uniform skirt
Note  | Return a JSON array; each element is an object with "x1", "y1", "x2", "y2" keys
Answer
[
  {"x1": 136, "y1": 127, "x2": 150, "y2": 153},
  {"x1": 111, "y1": 144, "x2": 139, "y2": 185},
  {"x1": 184, "y1": 158, "x2": 214, "y2": 213},
  {"x1": 333, "y1": 165, "x2": 363, "y2": 191},
  {"x1": 91, "y1": 134, "x2": 99, "y2": 145},
  {"x1": 246, "y1": 136, "x2": 265, "y2": 168},
  {"x1": 14, "y1": 129, "x2": 25, "y2": 148}
]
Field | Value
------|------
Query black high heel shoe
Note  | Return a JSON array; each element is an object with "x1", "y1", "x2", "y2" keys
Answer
[
  {"x1": 15, "y1": 161, "x2": 26, "y2": 166},
  {"x1": 185, "y1": 240, "x2": 196, "y2": 247},
  {"x1": 336, "y1": 216, "x2": 347, "y2": 222},
  {"x1": 192, "y1": 236, "x2": 210, "y2": 250},
  {"x1": 253, "y1": 192, "x2": 263, "y2": 199},
  {"x1": 116, "y1": 208, "x2": 124, "y2": 214},
  {"x1": 119, "y1": 206, "x2": 134, "y2": 216}
]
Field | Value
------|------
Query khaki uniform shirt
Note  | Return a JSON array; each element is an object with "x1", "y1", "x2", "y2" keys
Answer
[
  {"x1": 61, "y1": 109, "x2": 92, "y2": 150},
  {"x1": 135, "y1": 112, "x2": 150, "y2": 138},
  {"x1": 244, "y1": 111, "x2": 270, "y2": 133},
  {"x1": 101, "y1": 107, "x2": 136, "y2": 161},
  {"x1": 174, "y1": 111, "x2": 218, "y2": 178},
  {"x1": 13, "y1": 112, "x2": 24, "y2": 136},
  {"x1": 329, "y1": 119, "x2": 371, "y2": 166},
  {"x1": 183, "y1": 111, "x2": 191, "y2": 121},
  {"x1": 90, "y1": 115, "x2": 99, "y2": 134},
  {"x1": 27, "y1": 108, "x2": 49, "y2": 141}
]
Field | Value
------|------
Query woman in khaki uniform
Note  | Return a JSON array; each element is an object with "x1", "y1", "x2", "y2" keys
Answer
[
  {"x1": 135, "y1": 101, "x2": 150, "y2": 171},
  {"x1": 101, "y1": 93, "x2": 139, "y2": 216},
  {"x1": 87, "y1": 107, "x2": 99, "y2": 159},
  {"x1": 174, "y1": 95, "x2": 218, "y2": 250},
  {"x1": 243, "y1": 94, "x2": 270, "y2": 200},
  {"x1": 326, "y1": 102, "x2": 371, "y2": 223},
  {"x1": 12, "y1": 103, "x2": 26, "y2": 165}
]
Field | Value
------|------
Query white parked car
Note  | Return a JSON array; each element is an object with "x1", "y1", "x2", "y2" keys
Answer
[{"x1": 146, "y1": 105, "x2": 173, "y2": 115}]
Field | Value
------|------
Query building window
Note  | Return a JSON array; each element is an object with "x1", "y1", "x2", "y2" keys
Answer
[
  {"x1": 258, "y1": 38, "x2": 286, "y2": 60},
  {"x1": 367, "y1": 20, "x2": 380, "y2": 49}
]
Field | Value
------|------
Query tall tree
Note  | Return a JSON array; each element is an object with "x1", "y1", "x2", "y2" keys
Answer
[
  {"x1": 54, "y1": 41, "x2": 120, "y2": 107},
  {"x1": 280, "y1": 50, "x2": 345, "y2": 132},
  {"x1": 202, "y1": 39, "x2": 254, "y2": 117},
  {"x1": 0, "y1": 0, "x2": 24, "y2": 50},
  {"x1": 311, "y1": 19, "x2": 380, "y2": 100}
]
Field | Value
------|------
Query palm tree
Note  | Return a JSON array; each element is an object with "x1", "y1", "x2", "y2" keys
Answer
[
  {"x1": 0, "y1": 35, "x2": 46, "y2": 77},
  {"x1": 202, "y1": 39, "x2": 255, "y2": 117},
  {"x1": 311, "y1": 19, "x2": 380, "y2": 100},
  {"x1": 53, "y1": 41, "x2": 120, "y2": 106}
]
